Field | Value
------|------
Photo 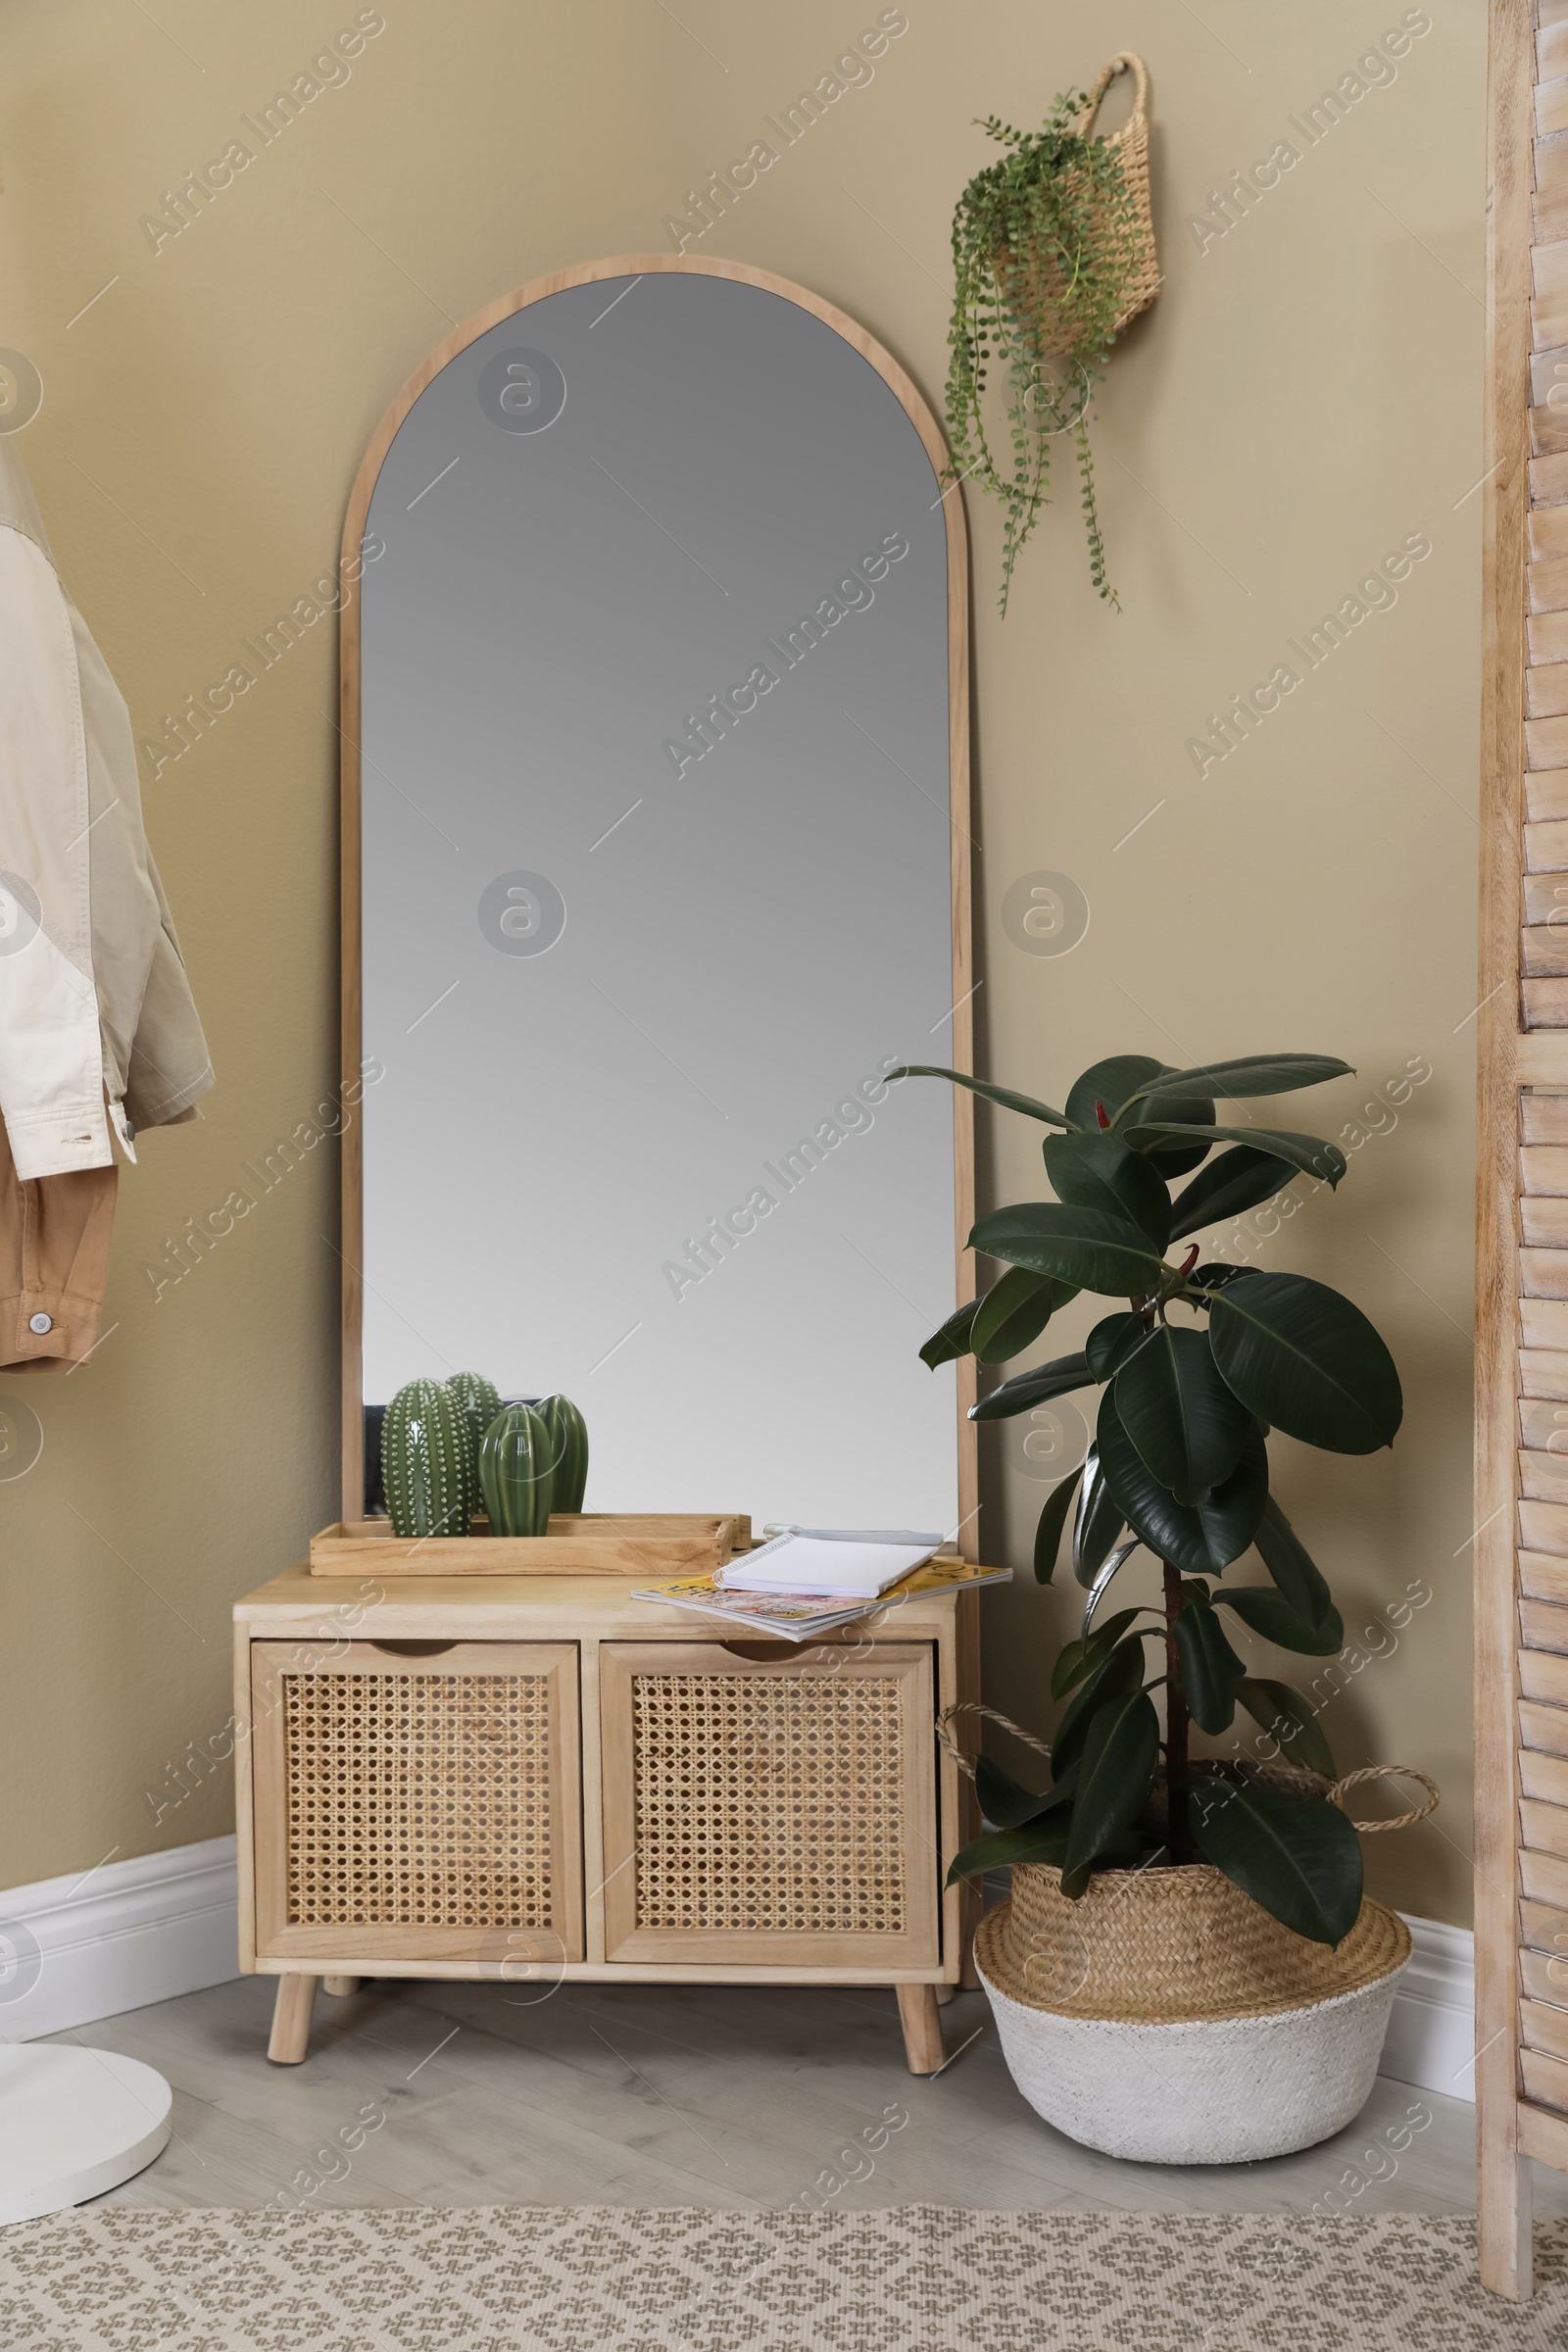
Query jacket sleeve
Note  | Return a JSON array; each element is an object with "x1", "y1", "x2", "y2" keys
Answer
[{"x1": 0, "y1": 526, "x2": 113, "y2": 1180}]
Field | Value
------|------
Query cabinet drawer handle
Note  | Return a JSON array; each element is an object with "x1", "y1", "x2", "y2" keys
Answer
[
  {"x1": 716, "y1": 1641, "x2": 820, "y2": 1664},
  {"x1": 366, "y1": 1640, "x2": 460, "y2": 1658}
]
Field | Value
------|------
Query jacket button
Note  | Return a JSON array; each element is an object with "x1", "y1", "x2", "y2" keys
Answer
[{"x1": 28, "y1": 1313, "x2": 52, "y2": 1334}]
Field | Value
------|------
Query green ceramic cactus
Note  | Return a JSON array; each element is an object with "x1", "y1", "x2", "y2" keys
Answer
[
  {"x1": 444, "y1": 1371, "x2": 501, "y2": 1517},
  {"x1": 537, "y1": 1393, "x2": 588, "y2": 1514},
  {"x1": 381, "y1": 1378, "x2": 470, "y2": 1539},
  {"x1": 478, "y1": 1402, "x2": 554, "y2": 1537}
]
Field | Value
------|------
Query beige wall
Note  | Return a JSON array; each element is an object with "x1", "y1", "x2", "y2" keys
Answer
[{"x1": 0, "y1": 0, "x2": 1482, "y2": 1924}]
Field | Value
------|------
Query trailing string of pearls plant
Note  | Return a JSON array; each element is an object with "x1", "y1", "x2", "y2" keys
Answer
[{"x1": 945, "y1": 56, "x2": 1159, "y2": 612}]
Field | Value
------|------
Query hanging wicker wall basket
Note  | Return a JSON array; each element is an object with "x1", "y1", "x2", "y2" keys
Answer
[{"x1": 996, "y1": 51, "x2": 1162, "y2": 363}]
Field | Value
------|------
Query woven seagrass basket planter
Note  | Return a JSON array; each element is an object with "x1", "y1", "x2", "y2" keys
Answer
[
  {"x1": 993, "y1": 52, "x2": 1162, "y2": 365},
  {"x1": 974, "y1": 1860, "x2": 1411, "y2": 2165}
]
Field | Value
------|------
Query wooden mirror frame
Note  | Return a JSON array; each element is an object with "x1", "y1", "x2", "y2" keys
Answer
[{"x1": 335, "y1": 254, "x2": 978, "y2": 1543}]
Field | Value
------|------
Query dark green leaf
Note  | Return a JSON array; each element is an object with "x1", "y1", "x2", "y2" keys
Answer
[
  {"x1": 969, "y1": 1350, "x2": 1093, "y2": 1423},
  {"x1": 976, "y1": 1752, "x2": 1076, "y2": 1829},
  {"x1": 1044, "y1": 1133, "x2": 1172, "y2": 1250},
  {"x1": 1033, "y1": 1467, "x2": 1083, "y2": 1584},
  {"x1": 1189, "y1": 1779, "x2": 1363, "y2": 1944},
  {"x1": 1190, "y1": 1262, "x2": 1249, "y2": 1290},
  {"x1": 1058, "y1": 1829, "x2": 1148, "y2": 1899},
  {"x1": 1081, "y1": 1538, "x2": 1139, "y2": 1631},
  {"x1": 1253, "y1": 1496, "x2": 1333, "y2": 1630},
  {"x1": 1237, "y1": 1679, "x2": 1338, "y2": 1779},
  {"x1": 1123, "y1": 1124, "x2": 1347, "y2": 1187},
  {"x1": 1086, "y1": 1311, "x2": 1152, "y2": 1381},
  {"x1": 1112, "y1": 1324, "x2": 1251, "y2": 1506},
  {"x1": 1072, "y1": 1444, "x2": 1126, "y2": 1586},
  {"x1": 890, "y1": 1065, "x2": 1070, "y2": 1128},
  {"x1": 969, "y1": 1202, "x2": 1166, "y2": 1298},
  {"x1": 1061, "y1": 1690, "x2": 1160, "y2": 1879},
  {"x1": 1167, "y1": 1147, "x2": 1301, "y2": 1243},
  {"x1": 976, "y1": 1753, "x2": 1038, "y2": 1828},
  {"x1": 1051, "y1": 1607, "x2": 1145, "y2": 1698},
  {"x1": 1097, "y1": 1392, "x2": 1268, "y2": 1576},
  {"x1": 1065, "y1": 1054, "x2": 1166, "y2": 1133},
  {"x1": 1137, "y1": 1125, "x2": 1215, "y2": 1180},
  {"x1": 971, "y1": 1266, "x2": 1075, "y2": 1364},
  {"x1": 1065, "y1": 1054, "x2": 1216, "y2": 1176},
  {"x1": 1213, "y1": 1585, "x2": 1345, "y2": 1656},
  {"x1": 919, "y1": 1299, "x2": 979, "y2": 1370},
  {"x1": 1125, "y1": 1054, "x2": 1354, "y2": 1109},
  {"x1": 1207, "y1": 1270, "x2": 1403, "y2": 1453},
  {"x1": 1173, "y1": 1586, "x2": 1247, "y2": 1734},
  {"x1": 1051, "y1": 1634, "x2": 1148, "y2": 1778},
  {"x1": 947, "y1": 1817, "x2": 1071, "y2": 1885}
]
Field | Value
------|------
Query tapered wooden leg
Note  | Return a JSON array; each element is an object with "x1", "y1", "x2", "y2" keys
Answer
[
  {"x1": 268, "y1": 1974, "x2": 319, "y2": 2064},
  {"x1": 322, "y1": 1976, "x2": 361, "y2": 1997},
  {"x1": 897, "y1": 1983, "x2": 945, "y2": 2075},
  {"x1": 934, "y1": 1981, "x2": 956, "y2": 2006},
  {"x1": 1479, "y1": 2143, "x2": 1533, "y2": 2301}
]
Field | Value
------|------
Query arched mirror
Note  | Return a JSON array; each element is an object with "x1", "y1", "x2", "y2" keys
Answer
[{"x1": 340, "y1": 256, "x2": 974, "y2": 1539}]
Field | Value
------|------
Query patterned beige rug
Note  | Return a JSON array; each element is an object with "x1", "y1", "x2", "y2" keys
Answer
[{"x1": 1, "y1": 2205, "x2": 1565, "y2": 2350}]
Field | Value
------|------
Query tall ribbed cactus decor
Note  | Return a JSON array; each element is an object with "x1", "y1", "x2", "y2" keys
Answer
[
  {"x1": 381, "y1": 1378, "x2": 470, "y2": 1539},
  {"x1": 444, "y1": 1371, "x2": 501, "y2": 1518},
  {"x1": 537, "y1": 1393, "x2": 588, "y2": 1513},
  {"x1": 478, "y1": 1403, "x2": 554, "y2": 1538}
]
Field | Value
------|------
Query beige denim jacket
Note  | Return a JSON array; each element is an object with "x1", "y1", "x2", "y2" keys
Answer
[{"x1": 0, "y1": 438, "x2": 212, "y2": 1182}]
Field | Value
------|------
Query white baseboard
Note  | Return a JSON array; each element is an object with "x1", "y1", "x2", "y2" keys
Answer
[
  {"x1": 1382, "y1": 1914, "x2": 1477, "y2": 2104},
  {"x1": 0, "y1": 1836, "x2": 240, "y2": 2042},
  {"x1": 0, "y1": 1840, "x2": 1480, "y2": 2106}
]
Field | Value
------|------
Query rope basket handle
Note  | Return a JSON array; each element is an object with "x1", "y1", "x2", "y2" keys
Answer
[
  {"x1": 1326, "y1": 1764, "x2": 1440, "y2": 1833},
  {"x1": 936, "y1": 1700, "x2": 1049, "y2": 1779},
  {"x1": 938, "y1": 1704, "x2": 1440, "y2": 1835},
  {"x1": 1080, "y1": 52, "x2": 1151, "y2": 137}
]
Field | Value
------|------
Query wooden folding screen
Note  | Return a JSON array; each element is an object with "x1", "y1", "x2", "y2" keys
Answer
[{"x1": 1477, "y1": 0, "x2": 1568, "y2": 2299}]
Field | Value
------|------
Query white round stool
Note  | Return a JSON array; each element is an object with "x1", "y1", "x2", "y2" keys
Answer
[{"x1": 0, "y1": 2044, "x2": 172, "y2": 2225}]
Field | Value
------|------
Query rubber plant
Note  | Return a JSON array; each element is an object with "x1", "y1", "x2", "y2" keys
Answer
[
  {"x1": 897, "y1": 1051, "x2": 1404, "y2": 1947},
  {"x1": 947, "y1": 87, "x2": 1147, "y2": 612}
]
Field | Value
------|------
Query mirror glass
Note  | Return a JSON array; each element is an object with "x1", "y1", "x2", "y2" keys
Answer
[{"x1": 357, "y1": 268, "x2": 965, "y2": 1530}]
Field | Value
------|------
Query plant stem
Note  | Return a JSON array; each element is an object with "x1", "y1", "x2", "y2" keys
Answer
[{"x1": 1163, "y1": 1560, "x2": 1194, "y2": 1866}]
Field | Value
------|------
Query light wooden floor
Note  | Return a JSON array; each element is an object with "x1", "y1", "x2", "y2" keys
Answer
[{"x1": 47, "y1": 1975, "x2": 1568, "y2": 2219}]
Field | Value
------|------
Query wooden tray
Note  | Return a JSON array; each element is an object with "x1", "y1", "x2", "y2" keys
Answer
[{"x1": 309, "y1": 1512, "x2": 751, "y2": 1578}]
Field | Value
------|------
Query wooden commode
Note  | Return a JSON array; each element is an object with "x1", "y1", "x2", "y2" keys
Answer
[{"x1": 233, "y1": 1567, "x2": 981, "y2": 2076}]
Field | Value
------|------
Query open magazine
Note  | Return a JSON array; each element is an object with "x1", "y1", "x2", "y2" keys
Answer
[{"x1": 633, "y1": 1556, "x2": 1011, "y2": 1643}]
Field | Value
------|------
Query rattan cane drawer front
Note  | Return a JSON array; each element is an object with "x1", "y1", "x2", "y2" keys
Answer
[
  {"x1": 250, "y1": 1641, "x2": 582, "y2": 1964},
  {"x1": 600, "y1": 1642, "x2": 939, "y2": 1966}
]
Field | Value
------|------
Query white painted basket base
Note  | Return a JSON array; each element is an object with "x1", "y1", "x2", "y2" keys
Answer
[
  {"x1": 977, "y1": 1944, "x2": 1408, "y2": 2165},
  {"x1": 0, "y1": 2045, "x2": 172, "y2": 2225}
]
